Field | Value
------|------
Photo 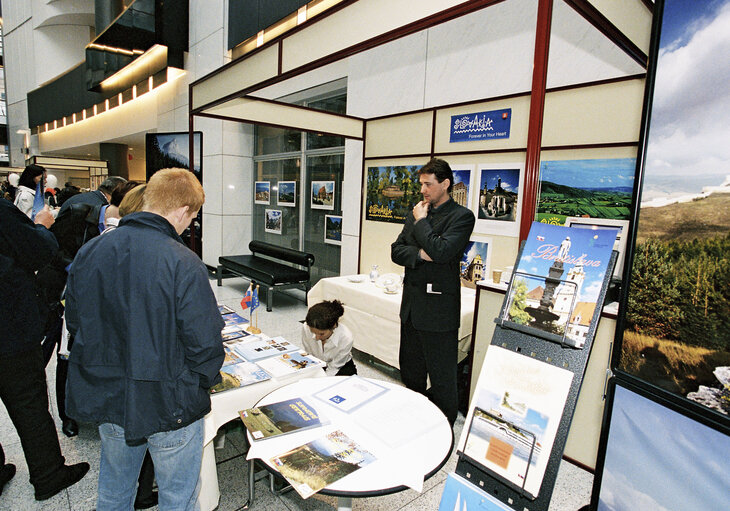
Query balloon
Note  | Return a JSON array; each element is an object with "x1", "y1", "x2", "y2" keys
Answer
[
  {"x1": 8, "y1": 173, "x2": 19, "y2": 187},
  {"x1": 46, "y1": 174, "x2": 58, "y2": 189}
]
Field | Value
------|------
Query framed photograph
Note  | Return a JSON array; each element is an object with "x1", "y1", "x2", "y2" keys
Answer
[
  {"x1": 474, "y1": 163, "x2": 523, "y2": 236},
  {"x1": 565, "y1": 217, "x2": 629, "y2": 280},
  {"x1": 311, "y1": 180, "x2": 335, "y2": 210},
  {"x1": 324, "y1": 215, "x2": 343, "y2": 245},
  {"x1": 365, "y1": 165, "x2": 421, "y2": 223},
  {"x1": 277, "y1": 181, "x2": 296, "y2": 207},
  {"x1": 460, "y1": 238, "x2": 492, "y2": 288},
  {"x1": 451, "y1": 165, "x2": 474, "y2": 210},
  {"x1": 254, "y1": 181, "x2": 270, "y2": 205},
  {"x1": 264, "y1": 209, "x2": 282, "y2": 234}
]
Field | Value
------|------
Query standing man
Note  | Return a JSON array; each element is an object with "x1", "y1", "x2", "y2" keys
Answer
[
  {"x1": 391, "y1": 158, "x2": 475, "y2": 426},
  {"x1": 0, "y1": 199, "x2": 89, "y2": 500},
  {"x1": 65, "y1": 168, "x2": 224, "y2": 510},
  {"x1": 57, "y1": 175, "x2": 127, "y2": 214}
]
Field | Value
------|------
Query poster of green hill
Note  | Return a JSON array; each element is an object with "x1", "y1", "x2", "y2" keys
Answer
[
  {"x1": 366, "y1": 165, "x2": 421, "y2": 224},
  {"x1": 619, "y1": 0, "x2": 730, "y2": 417},
  {"x1": 537, "y1": 158, "x2": 634, "y2": 225}
]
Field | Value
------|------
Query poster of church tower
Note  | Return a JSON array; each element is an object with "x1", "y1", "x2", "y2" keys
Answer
[
  {"x1": 478, "y1": 168, "x2": 520, "y2": 221},
  {"x1": 505, "y1": 222, "x2": 617, "y2": 347},
  {"x1": 460, "y1": 240, "x2": 491, "y2": 288}
]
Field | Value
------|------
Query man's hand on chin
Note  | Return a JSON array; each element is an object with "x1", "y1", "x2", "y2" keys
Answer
[{"x1": 413, "y1": 200, "x2": 429, "y2": 222}]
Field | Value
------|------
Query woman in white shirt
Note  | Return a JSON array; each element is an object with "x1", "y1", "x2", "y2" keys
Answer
[
  {"x1": 301, "y1": 299, "x2": 357, "y2": 376},
  {"x1": 13, "y1": 164, "x2": 46, "y2": 218}
]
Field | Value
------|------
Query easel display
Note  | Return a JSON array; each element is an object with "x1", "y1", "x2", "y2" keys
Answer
[{"x1": 453, "y1": 222, "x2": 618, "y2": 511}]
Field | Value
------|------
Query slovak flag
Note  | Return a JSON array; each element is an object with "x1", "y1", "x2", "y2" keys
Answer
[{"x1": 241, "y1": 283, "x2": 254, "y2": 310}]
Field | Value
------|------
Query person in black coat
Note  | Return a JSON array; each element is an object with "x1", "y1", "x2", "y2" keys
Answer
[
  {"x1": 391, "y1": 158, "x2": 475, "y2": 426},
  {"x1": 57, "y1": 175, "x2": 127, "y2": 215},
  {"x1": 0, "y1": 198, "x2": 89, "y2": 500}
]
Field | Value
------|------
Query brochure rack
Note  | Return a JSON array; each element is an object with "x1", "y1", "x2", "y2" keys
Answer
[{"x1": 456, "y1": 235, "x2": 618, "y2": 511}]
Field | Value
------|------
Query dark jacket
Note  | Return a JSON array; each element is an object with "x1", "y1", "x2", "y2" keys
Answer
[
  {"x1": 391, "y1": 198, "x2": 475, "y2": 332},
  {"x1": 65, "y1": 212, "x2": 224, "y2": 441},
  {"x1": 58, "y1": 189, "x2": 107, "y2": 215},
  {"x1": 0, "y1": 198, "x2": 59, "y2": 355}
]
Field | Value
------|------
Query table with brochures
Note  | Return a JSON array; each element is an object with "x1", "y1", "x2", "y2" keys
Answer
[{"x1": 242, "y1": 376, "x2": 454, "y2": 511}]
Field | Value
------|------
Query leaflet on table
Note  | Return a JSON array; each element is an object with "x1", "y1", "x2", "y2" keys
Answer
[
  {"x1": 313, "y1": 375, "x2": 389, "y2": 414},
  {"x1": 231, "y1": 336, "x2": 299, "y2": 362},
  {"x1": 221, "y1": 324, "x2": 250, "y2": 342},
  {"x1": 458, "y1": 345, "x2": 573, "y2": 499},
  {"x1": 221, "y1": 344, "x2": 245, "y2": 367},
  {"x1": 356, "y1": 395, "x2": 442, "y2": 449},
  {"x1": 210, "y1": 361, "x2": 271, "y2": 393},
  {"x1": 255, "y1": 351, "x2": 325, "y2": 378},
  {"x1": 224, "y1": 313, "x2": 249, "y2": 327},
  {"x1": 438, "y1": 473, "x2": 514, "y2": 511},
  {"x1": 271, "y1": 429, "x2": 376, "y2": 499},
  {"x1": 217, "y1": 304, "x2": 236, "y2": 315},
  {"x1": 239, "y1": 397, "x2": 329, "y2": 440}
]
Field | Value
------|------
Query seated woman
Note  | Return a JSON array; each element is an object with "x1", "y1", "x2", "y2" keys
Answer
[{"x1": 301, "y1": 300, "x2": 357, "y2": 376}]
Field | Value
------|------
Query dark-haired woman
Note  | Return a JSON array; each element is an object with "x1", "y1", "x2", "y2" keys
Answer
[
  {"x1": 301, "y1": 299, "x2": 357, "y2": 376},
  {"x1": 14, "y1": 165, "x2": 46, "y2": 218}
]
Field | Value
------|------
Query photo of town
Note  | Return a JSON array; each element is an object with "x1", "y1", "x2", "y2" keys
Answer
[
  {"x1": 460, "y1": 240, "x2": 489, "y2": 288},
  {"x1": 477, "y1": 168, "x2": 520, "y2": 222},
  {"x1": 311, "y1": 180, "x2": 335, "y2": 210},
  {"x1": 451, "y1": 168, "x2": 473, "y2": 209}
]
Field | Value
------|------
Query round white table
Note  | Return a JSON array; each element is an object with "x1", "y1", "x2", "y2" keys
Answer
[{"x1": 241, "y1": 376, "x2": 454, "y2": 510}]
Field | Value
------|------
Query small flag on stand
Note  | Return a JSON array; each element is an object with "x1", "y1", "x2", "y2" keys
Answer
[
  {"x1": 240, "y1": 283, "x2": 253, "y2": 310},
  {"x1": 244, "y1": 284, "x2": 262, "y2": 334},
  {"x1": 250, "y1": 285, "x2": 260, "y2": 312}
]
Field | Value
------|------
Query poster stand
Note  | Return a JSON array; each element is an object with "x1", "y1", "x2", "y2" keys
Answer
[{"x1": 455, "y1": 237, "x2": 618, "y2": 511}]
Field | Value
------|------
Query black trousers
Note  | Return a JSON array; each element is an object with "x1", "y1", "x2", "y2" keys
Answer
[
  {"x1": 0, "y1": 346, "x2": 66, "y2": 490},
  {"x1": 399, "y1": 317, "x2": 458, "y2": 425}
]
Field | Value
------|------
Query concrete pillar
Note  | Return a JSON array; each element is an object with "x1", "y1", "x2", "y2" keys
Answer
[{"x1": 100, "y1": 142, "x2": 129, "y2": 179}]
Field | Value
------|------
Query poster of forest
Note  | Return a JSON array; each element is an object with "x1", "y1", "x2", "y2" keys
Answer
[{"x1": 620, "y1": 0, "x2": 730, "y2": 416}]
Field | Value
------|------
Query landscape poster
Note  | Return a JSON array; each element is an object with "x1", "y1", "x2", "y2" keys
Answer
[
  {"x1": 460, "y1": 239, "x2": 491, "y2": 288},
  {"x1": 265, "y1": 209, "x2": 282, "y2": 234},
  {"x1": 324, "y1": 215, "x2": 342, "y2": 245},
  {"x1": 506, "y1": 222, "x2": 617, "y2": 347},
  {"x1": 451, "y1": 167, "x2": 473, "y2": 210},
  {"x1": 311, "y1": 180, "x2": 335, "y2": 210},
  {"x1": 537, "y1": 158, "x2": 634, "y2": 225},
  {"x1": 461, "y1": 346, "x2": 574, "y2": 499},
  {"x1": 365, "y1": 165, "x2": 421, "y2": 223},
  {"x1": 277, "y1": 181, "x2": 296, "y2": 207},
  {"x1": 620, "y1": 0, "x2": 730, "y2": 416},
  {"x1": 255, "y1": 181, "x2": 270, "y2": 205}
]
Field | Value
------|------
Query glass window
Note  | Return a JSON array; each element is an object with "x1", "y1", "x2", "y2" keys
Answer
[
  {"x1": 306, "y1": 94, "x2": 346, "y2": 150},
  {"x1": 255, "y1": 126, "x2": 301, "y2": 156},
  {"x1": 252, "y1": 158, "x2": 301, "y2": 250}
]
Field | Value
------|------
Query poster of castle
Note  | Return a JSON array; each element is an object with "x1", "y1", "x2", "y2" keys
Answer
[
  {"x1": 460, "y1": 240, "x2": 490, "y2": 288},
  {"x1": 505, "y1": 222, "x2": 618, "y2": 347},
  {"x1": 365, "y1": 165, "x2": 421, "y2": 223},
  {"x1": 620, "y1": 0, "x2": 730, "y2": 416},
  {"x1": 537, "y1": 158, "x2": 635, "y2": 225},
  {"x1": 451, "y1": 167, "x2": 474, "y2": 210},
  {"x1": 474, "y1": 164, "x2": 522, "y2": 236}
]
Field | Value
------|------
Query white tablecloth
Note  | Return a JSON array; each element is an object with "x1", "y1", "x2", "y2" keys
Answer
[{"x1": 308, "y1": 276, "x2": 477, "y2": 369}]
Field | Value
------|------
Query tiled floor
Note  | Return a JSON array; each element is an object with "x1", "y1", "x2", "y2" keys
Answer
[{"x1": 0, "y1": 277, "x2": 593, "y2": 510}]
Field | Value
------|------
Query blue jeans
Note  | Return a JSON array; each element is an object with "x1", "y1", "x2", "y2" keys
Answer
[{"x1": 97, "y1": 419, "x2": 203, "y2": 511}]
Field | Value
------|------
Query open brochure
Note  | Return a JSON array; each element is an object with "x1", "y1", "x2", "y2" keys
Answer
[
  {"x1": 210, "y1": 361, "x2": 271, "y2": 393},
  {"x1": 232, "y1": 335, "x2": 299, "y2": 362},
  {"x1": 240, "y1": 397, "x2": 328, "y2": 440},
  {"x1": 313, "y1": 375, "x2": 389, "y2": 413},
  {"x1": 271, "y1": 430, "x2": 376, "y2": 499},
  {"x1": 256, "y1": 350, "x2": 325, "y2": 378}
]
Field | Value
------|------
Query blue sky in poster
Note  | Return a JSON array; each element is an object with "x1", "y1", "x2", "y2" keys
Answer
[
  {"x1": 479, "y1": 168, "x2": 520, "y2": 192},
  {"x1": 517, "y1": 222, "x2": 617, "y2": 302},
  {"x1": 278, "y1": 182, "x2": 295, "y2": 195},
  {"x1": 312, "y1": 181, "x2": 333, "y2": 193},
  {"x1": 539, "y1": 159, "x2": 634, "y2": 189},
  {"x1": 255, "y1": 182, "x2": 269, "y2": 193},
  {"x1": 642, "y1": 0, "x2": 730, "y2": 203},
  {"x1": 452, "y1": 169, "x2": 470, "y2": 186},
  {"x1": 598, "y1": 385, "x2": 730, "y2": 511},
  {"x1": 461, "y1": 241, "x2": 488, "y2": 267}
]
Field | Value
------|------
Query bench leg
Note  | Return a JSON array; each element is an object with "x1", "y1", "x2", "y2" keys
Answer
[
  {"x1": 216, "y1": 265, "x2": 223, "y2": 286},
  {"x1": 267, "y1": 286, "x2": 273, "y2": 312}
]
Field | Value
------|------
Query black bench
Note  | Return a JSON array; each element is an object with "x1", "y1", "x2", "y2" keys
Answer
[{"x1": 217, "y1": 241, "x2": 315, "y2": 311}]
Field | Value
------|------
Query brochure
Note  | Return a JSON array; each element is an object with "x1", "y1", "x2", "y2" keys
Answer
[
  {"x1": 240, "y1": 398, "x2": 328, "y2": 440},
  {"x1": 313, "y1": 375, "x2": 389, "y2": 414},
  {"x1": 439, "y1": 473, "x2": 514, "y2": 511},
  {"x1": 271, "y1": 430, "x2": 376, "y2": 499},
  {"x1": 232, "y1": 336, "x2": 299, "y2": 362},
  {"x1": 460, "y1": 345, "x2": 573, "y2": 499},
  {"x1": 221, "y1": 325, "x2": 249, "y2": 342},
  {"x1": 210, "y1": 361, "x2": 271, "y2": 393},
  {"x1": 505, "y1": 221, "x2": 618, "y2": 347},
  {"x1": 256, "y1": 351, "x2": 325, "y2": 378},
  {"x1": 221, "y1": 345, "x2": 245, "y2": 367},
  {"x1": 224, "y1": 313, "x2": 249, "y2": 327},
  {"x1": 218, "y1": 304, "x2": 236, "y2": 315}
]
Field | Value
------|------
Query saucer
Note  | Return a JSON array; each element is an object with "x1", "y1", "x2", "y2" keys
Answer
[{"x1": 347, "y1": 274, "x2": 366, "y2": 283}]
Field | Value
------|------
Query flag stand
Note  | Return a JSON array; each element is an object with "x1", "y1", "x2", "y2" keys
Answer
[{"x1": 246, "y1": 284, "x2": 262, "y2": 334}]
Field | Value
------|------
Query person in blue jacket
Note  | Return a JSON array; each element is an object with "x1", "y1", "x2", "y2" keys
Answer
[
  {"x1": 0, "y1": 198, "x2": 89, "y2": 500},
  {"x1": 65, "y1": 168, "x2": 224, "y2": 511}
]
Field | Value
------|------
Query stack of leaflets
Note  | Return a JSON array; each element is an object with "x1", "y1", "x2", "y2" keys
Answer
[
  {"x1": 218, "y1": 304, "x2": 236, "y2": 315},
  {"x1": 231, "y1": 336, "x2": 299, "y2": 362},
  {"x1": 270, "y1": 430, "x2": 376, "y2": 499},
  {"x1": 313, "y1": 375, "x2": 388, "y2": 414},
  {"x1": 222, "y1": 312, "x2": 250, "y2": 341},
  {"x1": 256, "y1": 350, "x2": 325, "y2": 378},
  {"x1": 240, "y1": 397, "x2": 328, "y2": 440},
  {"x1": 210, "y1": 361, "x2": 271, "y2": 393}
]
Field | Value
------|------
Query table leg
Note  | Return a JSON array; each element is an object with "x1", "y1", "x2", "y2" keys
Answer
[
  {"x1": 337, "y1": 496, "x2": 353, "y2": 511},
  {"x1": 198, "y1": 440, "x2": 220, "y2": 511},
  {"x1": 233, "y1": 459, "x2": 256, "y2": 510}
]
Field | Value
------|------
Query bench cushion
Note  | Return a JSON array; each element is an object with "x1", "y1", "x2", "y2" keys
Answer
[{"x1": 219, "y1": 255, "x2": 309, "y2": 285}]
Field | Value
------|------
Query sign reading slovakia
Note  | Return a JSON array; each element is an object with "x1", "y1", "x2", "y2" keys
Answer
[{"x1": 450, "y1": 108, "x2": 511, "y2": 143}]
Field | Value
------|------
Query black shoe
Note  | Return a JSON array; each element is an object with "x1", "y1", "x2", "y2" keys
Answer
[
  {"x1": 62, "y1": 418, "x2": 79, "y2": 437},
  {"x1": 34, "y1": 462, "x2": 90, "y2": 501},
  {"x1": 134, "y1": 490, "x2": 159, "y2": 509},
  {"x1": 0, "y1": 463, "x2": 16, "y2": 496}
]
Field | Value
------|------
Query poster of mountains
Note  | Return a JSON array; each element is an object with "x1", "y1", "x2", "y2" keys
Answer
[
  {"x1": 537, "y1": 158, "x2": 634, "y2": 225},
  {"x1": 619, "y1": 0, "x2": 730, "y2": 416}
]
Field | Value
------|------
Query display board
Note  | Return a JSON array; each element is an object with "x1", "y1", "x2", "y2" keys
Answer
[{"x1": 455, "y1": 222, "x2": 617, "y2": 511}]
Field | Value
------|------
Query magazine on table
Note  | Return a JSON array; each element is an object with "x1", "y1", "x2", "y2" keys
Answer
[
  {"x1": 503, "y1": 221, "x2": 618, "y2": 347},
  {"x1": 313, "y1": 375, "x2": 389, "y2": 414},
  {"x1": 240, "y1": 397, "x2": 329, "y2": 440},
  {"x1": 218, "y1": 304, "x2": 236, "y2": 315},
  {"x1": 210, "y1": 361, "x2": 271, "y2": 393},
  {"x1": 271, "y1": 429, "x2": 376, "y2": 499},
  {"x1": 224, "y1": 313, "x2": 249, "y2": 327},
  {"x1": 255, "y1": 350, "x2": 325, "y2": 378},
  {"x1": 221, "y1": 344, "x2": 245, "y2": 367},
  {"x1": 231, "y1": 336, "x2": 299, "y2": 362},
  {"x1": 221, "y1": 324, "x2": 250, "y2": 342}
]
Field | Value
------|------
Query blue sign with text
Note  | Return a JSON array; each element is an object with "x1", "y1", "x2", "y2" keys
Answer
[{"x1": 450, "y1": 108, "x2": 511, "y2": 143}]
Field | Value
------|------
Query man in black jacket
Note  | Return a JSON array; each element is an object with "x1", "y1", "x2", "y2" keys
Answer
[
  {"x1": 0, "y1": 199, "x2": 89, "y2": 500},
  {"x1": 57, "y1": 175, "x2": 126, "y2": 215},
  {"x1": 65, "y1": 168, "x2": 224, "y2": 510},
  {"x1": 391, "y1": 159, "x2": 475, "y2": 426}
]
